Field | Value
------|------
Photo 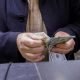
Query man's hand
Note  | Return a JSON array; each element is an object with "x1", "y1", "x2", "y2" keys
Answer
[
  {"x1": 51, "y1": 31, "x2": 75, "y2": 54},
  {"x1": 16, "y1": 33, "x2": 46, "y2": 62}
]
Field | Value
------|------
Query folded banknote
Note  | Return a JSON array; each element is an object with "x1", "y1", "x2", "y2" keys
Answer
[
  {"x1": 47, "y1": 36, "x2": 75, "y2": 52},
  {"x1": 35, "y1": 32, "x2": 75, "y2": 52}
]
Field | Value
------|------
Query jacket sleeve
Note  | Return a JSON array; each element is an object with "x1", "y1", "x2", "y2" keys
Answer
[
  {"x1": 0, "y1": 0, "x2": 25, "y2": 62},
  {"x1": 0, "y1": 22, "x2": 24, "y2": 62},
  {"x1": 56, "y1": 0, "x2": 80, "y2": 52}
]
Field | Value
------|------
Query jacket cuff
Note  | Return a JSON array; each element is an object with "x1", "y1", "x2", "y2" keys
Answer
[{"x1": 4, "y1": 32, "x2": 25, "y2": 62}]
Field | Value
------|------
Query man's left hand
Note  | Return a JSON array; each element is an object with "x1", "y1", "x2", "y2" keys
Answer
[{"x1": 51, "y1": 31, "x2": 75, "y2": 54}]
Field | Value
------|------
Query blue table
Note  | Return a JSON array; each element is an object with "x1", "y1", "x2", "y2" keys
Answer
[{"x1": 0, "y1": 60, "x2": 80, "y2": 80}]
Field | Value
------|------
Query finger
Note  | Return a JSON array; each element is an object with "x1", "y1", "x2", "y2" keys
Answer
[
  {"x1": 20, "y1": 45, "x2": 45, "y2": 54},
  {"x1": 21, "y1": 39, "x2": 43, "y2": 48},
  {"x1": 24, "y1": 53, "x2": 45, "y2": 62},
  {"x1": 51, "y1": 46, "x2": 74, "y2": 54},
  {"x1": 55, "y1": 39, "x2": 75, "y2": 49},
  {"x1": 54, "y1": 31, "x2": 70, "y2": 37},
  {"x1": 27, "y1": 33, "x2": 45, "y2": 40},
  {"x1": 29, "y1": 46, "x2": 45, "y2": 54},
  {"x1": 25, "y1": 53, "x2": 43, "y2": 60},
  {"x1": 19, "y1": 45, "x2": 30, "y2": 53},
  {"x1": 55, "y1": 43, "x2": 67, "y2": 49},
  {"x1": 32, "y1": 55, "x2": 45, "y2": 62},
  {"x1": 26, "y1": 55, "x2": 45, "y2": 62},
  {"x1": 66, "y1": 39, "x2": 75, "y2": 48},
  {"x1": 55, "y1": 43, "x2": 73, "y2": 49}
]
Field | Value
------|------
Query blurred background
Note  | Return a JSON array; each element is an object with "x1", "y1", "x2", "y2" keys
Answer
[{"x1": 74, "y1": 50, "x2": 80, "y2": 60}]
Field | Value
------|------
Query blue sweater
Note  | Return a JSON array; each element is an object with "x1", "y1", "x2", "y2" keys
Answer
[{"x1": 0, "y1": 0, "x2": 80, "y2": 62}]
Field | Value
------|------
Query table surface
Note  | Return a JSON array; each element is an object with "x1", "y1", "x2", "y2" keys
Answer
[{"x1": 0, "y1": 60, "x2": 80, "y2": 80}]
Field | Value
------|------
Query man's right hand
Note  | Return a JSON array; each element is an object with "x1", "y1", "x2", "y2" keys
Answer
[{"x1": 16, "y1": 33, "x2": 46, "y2": 62}]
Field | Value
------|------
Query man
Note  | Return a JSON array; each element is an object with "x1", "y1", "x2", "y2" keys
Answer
[{"x1": 0, "y1": 0, "x2": 80, "y2": 63}]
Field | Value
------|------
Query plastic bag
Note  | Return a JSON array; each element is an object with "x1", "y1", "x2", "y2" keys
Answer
[{"x1": 49, "y1": 52, "x2": 67, "y2": 62}]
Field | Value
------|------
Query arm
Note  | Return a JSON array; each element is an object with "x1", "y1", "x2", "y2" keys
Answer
[
  {"x1": 0, "y1": 32, "x2": 25, "y2": 62},
  {"x1": 0, "y1": 19, "x2": 24, "y2": 62},
  {"x1": 55, "y1": 0, "x2": 80, "y2": 52},
  {"x1": 0, "y1": 0, "x2": 25, "y2": 62}
]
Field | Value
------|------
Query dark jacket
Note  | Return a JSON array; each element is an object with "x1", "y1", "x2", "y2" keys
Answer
[{"x1": 0, "y1": 0, "x2": 80, "y2": 63}]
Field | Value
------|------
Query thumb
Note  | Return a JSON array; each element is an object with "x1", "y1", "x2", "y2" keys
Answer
[{"x1": 35, "y1": 32, "x2": 50, "y2": 42}]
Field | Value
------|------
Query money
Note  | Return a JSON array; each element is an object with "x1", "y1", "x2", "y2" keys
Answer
[
  {"x1": 47, "y1": 36, "x2": 75, "y2": 52},
  {"x1": 34, "y1": 32, "x2": 75, "y2": 52}
]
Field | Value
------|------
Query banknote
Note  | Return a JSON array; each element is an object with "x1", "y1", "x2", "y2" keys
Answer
[
  {"x1": 34, "y1": 32, "x2": 75, "y2": 52},
  {"x1": 47, "y1": 36, "x2": 75, "y2": 52}
]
